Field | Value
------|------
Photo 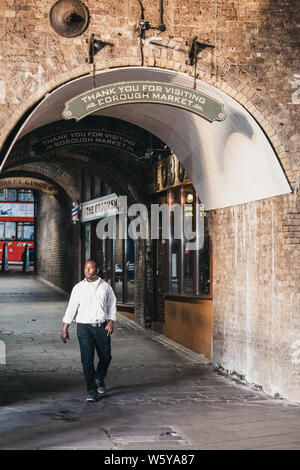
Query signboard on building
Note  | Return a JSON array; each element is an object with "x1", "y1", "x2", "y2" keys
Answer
[
  {"x1": 63, "y1": 81, "x2": 226, "y2": 123},
  {"x1": 0, "y1": 177, "x2": 58, "y2": 195},
  {"x1": 149, "y1": 154, "x2": 190, "y2": 194},
  {"x1": 80, "y1": 193, "x2": 121, "y2": 223},
  {"x1": 28, "y1": 130, "x2": 149, "y2": 160}
]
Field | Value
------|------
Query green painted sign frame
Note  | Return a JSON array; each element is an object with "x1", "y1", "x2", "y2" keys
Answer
[
  {"x1": 62, "y1": 81, "x2": 226, "y2": 123},
  {"x1": 28, "y1": 129, "x2": 149, "y2": 160}
]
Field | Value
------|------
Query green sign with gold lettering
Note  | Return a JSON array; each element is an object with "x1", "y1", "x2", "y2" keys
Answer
[{"x1": 62, "y1": 81, "x2": 226, "y2": 123}]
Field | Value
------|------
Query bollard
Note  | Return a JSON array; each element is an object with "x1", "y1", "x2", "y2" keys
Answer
[
  {"x1": 1, "y1": 242, "x2": 9, "y2": 272},
  {"x1": 22, "y1": 244, "x2": 30, "y2": 273}
]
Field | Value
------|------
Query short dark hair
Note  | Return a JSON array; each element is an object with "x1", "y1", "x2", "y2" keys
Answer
[{"x1": 85, "y1": 259, "x2": 99, "y2": 269}]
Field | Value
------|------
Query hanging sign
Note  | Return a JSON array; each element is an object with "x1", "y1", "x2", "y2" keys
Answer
[
  {"x1": 80, "y1": 193, "x2": 122, "y2": 223},
  {"x1": 28, "y1": 129, "x2": 149, "y2": 160},
  {"x1": 150, "y1": 153, "x2": 190, "y2": 194},
  {"x1": 62, "y1": 81, "x2": 226, "y2": 123}
]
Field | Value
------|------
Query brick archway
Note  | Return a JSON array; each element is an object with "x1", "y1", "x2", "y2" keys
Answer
[
  {"x1": 6, "y1": 162, "x2": 80, "y2": 202},
  {"x1": 0, "y1": 65, "x2": 291, "y2": 211},
  {"x1": 0, "y1": 59, "x2": 296, "y2": 190}
]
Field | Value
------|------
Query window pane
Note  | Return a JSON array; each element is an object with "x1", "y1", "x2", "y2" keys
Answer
[
  {"x1": 99, "y1": 239, "x2": 107, "y2": 280},
  {"x1": 0, "y1": 222, "x2": 4, "y2": 239},
  {"x1": 169, "y1": 188, "x2": 179, "y2": 293},
  {"x1": 199, "y1": 237, "x2": 210, "y2": 296},
  {"x1": 97, "y1": 239, "x2": 106, "y2": 279},
  {"x1": 114, "y1": 233, "x2": 123, "y2": 302},
  {"x1": 126, "y1": 234, "x2": 135, "y2": 304},
  {"x1": 23, "y1": 224, "x2": 34, "y2": 241},
  {"x1": 183, "y1": 187, "x2": 195, "y2": 294},
  {"x1": 183, "y1": 247, "x2": 193, "y2": 294},
  {"x1": 18, "y1": 190, "x2": 34, "y2": 202},
  {"x1": 17, "y1": 223, "x2": 23, "y2": 240},
  {"x1": 171, "y1": 242, "x2": 179, "y2": 293},
  {"x1": 105, "y1": 238, "x2": 112, "y2": 285},
  {"x1": 85, "y1": 223, "x2": 91, "y2": 262},
  {"x1": 5, "y1": 222, "x2": 16, "y2": 239},
  {"x1": 8, "y1": 190, "x2": 17, "y2": 201},
  {"x1": 17, "y1": 222, "x2": 35, "y2": 240},
  {"x1": 0, "y1": 189, "x2": 17, "y2": 201}
]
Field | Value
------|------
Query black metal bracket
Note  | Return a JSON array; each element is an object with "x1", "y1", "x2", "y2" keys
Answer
[
  {"x1": 137, "y1": 0, "x2": 166, "y2": 39},
  {"x1": 86, "y1": 33, "x2": 114, "y2": 64},
  {"x1": 186, "y1": 36, "x2": 215, "y2": 66}
]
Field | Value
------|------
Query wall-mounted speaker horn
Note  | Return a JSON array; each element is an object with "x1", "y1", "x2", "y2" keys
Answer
[{"x1": 50, "y1": 0, "x2": 90, "y2": 38}]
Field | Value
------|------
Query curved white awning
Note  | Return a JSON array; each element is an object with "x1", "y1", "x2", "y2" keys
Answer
[{"x1": 0, "y1": 67, "x2": 291, "y2": 210}]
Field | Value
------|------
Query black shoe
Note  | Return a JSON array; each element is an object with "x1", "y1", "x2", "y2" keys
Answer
[
  {"x1": 86, "y1": 390, "x2": 97, "y2": 402},
  {"x1": 95, "y1": 378, "x2": 106, "y2": 394}
]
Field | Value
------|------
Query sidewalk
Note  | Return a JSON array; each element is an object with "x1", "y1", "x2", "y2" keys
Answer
[{"x1": 0, "y1": 273, "x2": 299, "y2": 450}]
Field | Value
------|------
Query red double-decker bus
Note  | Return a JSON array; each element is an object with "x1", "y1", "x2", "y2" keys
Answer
[{"x1": 0, "y1": 189, "x2": 35, "y2": 265}]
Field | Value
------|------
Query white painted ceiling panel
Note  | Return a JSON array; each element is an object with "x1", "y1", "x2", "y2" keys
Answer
[{"x1": 1, "y1": 67, "x2": 291, "y2": 210}]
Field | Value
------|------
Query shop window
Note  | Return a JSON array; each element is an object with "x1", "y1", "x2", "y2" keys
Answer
[
  {"x1": 98, "y1": 216, "x2": 135, "y2": 305},
  {"x1": 198, "y1": 237, "x2": 211, "y2": 296},
  {"x1": 126, "y1": 235, "x2": 135, "y2": 304},
  {"x1": 169, "y1": 189, "x2": 180, "y2": 294},
  {"x1": 183, "y1": 185, "x2": 195, "y2": 294},
  {"x1": 171, "y1": 243, "x2": 179, "y2": 293},
  {"x1": 158, "y1": 184, "x2": 211, "y2": 298},
  {"x1": 85, "y1": 223, "x2": 91, "y2": 262},
  {"x1": 114, "y1": 236, "x2": 123, "y2": 302},
  {"x1": 105, "y1": 238, "x2": 113, "y2": 286}
]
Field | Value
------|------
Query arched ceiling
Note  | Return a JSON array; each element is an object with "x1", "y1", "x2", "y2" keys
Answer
[{"x1": 0, "y1": 67, "x2": 291, "y2": 210}]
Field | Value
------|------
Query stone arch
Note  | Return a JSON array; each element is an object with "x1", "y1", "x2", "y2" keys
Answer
[
  {"x1": 0, "y1": 59, "x2": 296, "y2": 189},
  {"x1": 0, "y1": 65, "x2": 291, "y2": 211},
  {"x1": 5, "y1": 146, "x2": 149, "y2": 206},
  {"x1": 6, "y1": 161, "x2": 80, "y2": 201},
  {"x1": 0, "y1": 161, "x2": 81, "y2": 293}
]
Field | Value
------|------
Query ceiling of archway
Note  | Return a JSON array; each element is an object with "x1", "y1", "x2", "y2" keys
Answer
[
  {"x1": 5, "y1": 116, "x2": 168, "y2": 201},
  {"x1": 1, "y1": 67, "x2": 291, "y2": 210},
  {"x1": 7, "y1": 115, "x2": 168, "y2": 174}
]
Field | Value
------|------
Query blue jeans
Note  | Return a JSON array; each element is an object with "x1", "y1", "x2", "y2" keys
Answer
[{"x1": 77, "y1": 323, "x2": 112, "y2": 392}]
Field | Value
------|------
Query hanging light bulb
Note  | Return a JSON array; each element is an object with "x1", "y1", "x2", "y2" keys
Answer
[{"x1": 186, "y1": 192, "x2": 193, "y2": 203}]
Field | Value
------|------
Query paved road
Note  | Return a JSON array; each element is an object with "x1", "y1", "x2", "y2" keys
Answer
[{"x1": 0, "y1": 273, "x2": 299, "y2": 450}]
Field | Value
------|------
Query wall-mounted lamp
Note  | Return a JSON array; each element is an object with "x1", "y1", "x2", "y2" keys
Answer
[{"x1": 50, "y1": 0, "x2": 90, "y2": 38}]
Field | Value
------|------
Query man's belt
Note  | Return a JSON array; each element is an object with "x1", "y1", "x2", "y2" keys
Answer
[{"x1": 91, "y1": 321, "x2": 107, "y2": 327}]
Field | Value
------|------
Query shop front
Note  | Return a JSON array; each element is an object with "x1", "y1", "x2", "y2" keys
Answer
[
  {"x1": 81, "y1": 191, "x2": 136, "y2": 318},
  {"x1": 150, "y1": 154, "x2": 212, "y2": 360}
]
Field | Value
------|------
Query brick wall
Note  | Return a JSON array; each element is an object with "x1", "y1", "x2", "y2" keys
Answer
[
  {"x1": 0, "y1": 0, "x2": 299, "y2": 401},
  {"x1": 36, "y1": 191, "x2": 80, "y2": 293},
  {"x1": 0, "y1": 1, "x2": 298, "y2": 185},
  {"x1": 208, "y1": 194, "x2": 300, "y2": 401}
]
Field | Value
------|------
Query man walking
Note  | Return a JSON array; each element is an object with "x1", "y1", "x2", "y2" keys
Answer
[{"x1": 61, "y1": 259, "x2": 116, "y2": 401}]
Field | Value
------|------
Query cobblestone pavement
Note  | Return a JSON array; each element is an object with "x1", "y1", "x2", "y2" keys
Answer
[{"x1": 0, "y1": 273, "x2": 299, "y2": 450}]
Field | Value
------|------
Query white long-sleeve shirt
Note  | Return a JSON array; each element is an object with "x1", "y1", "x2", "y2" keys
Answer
[{"x1": 62, "y1": 277, "x2": 117, "y2": 325}]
